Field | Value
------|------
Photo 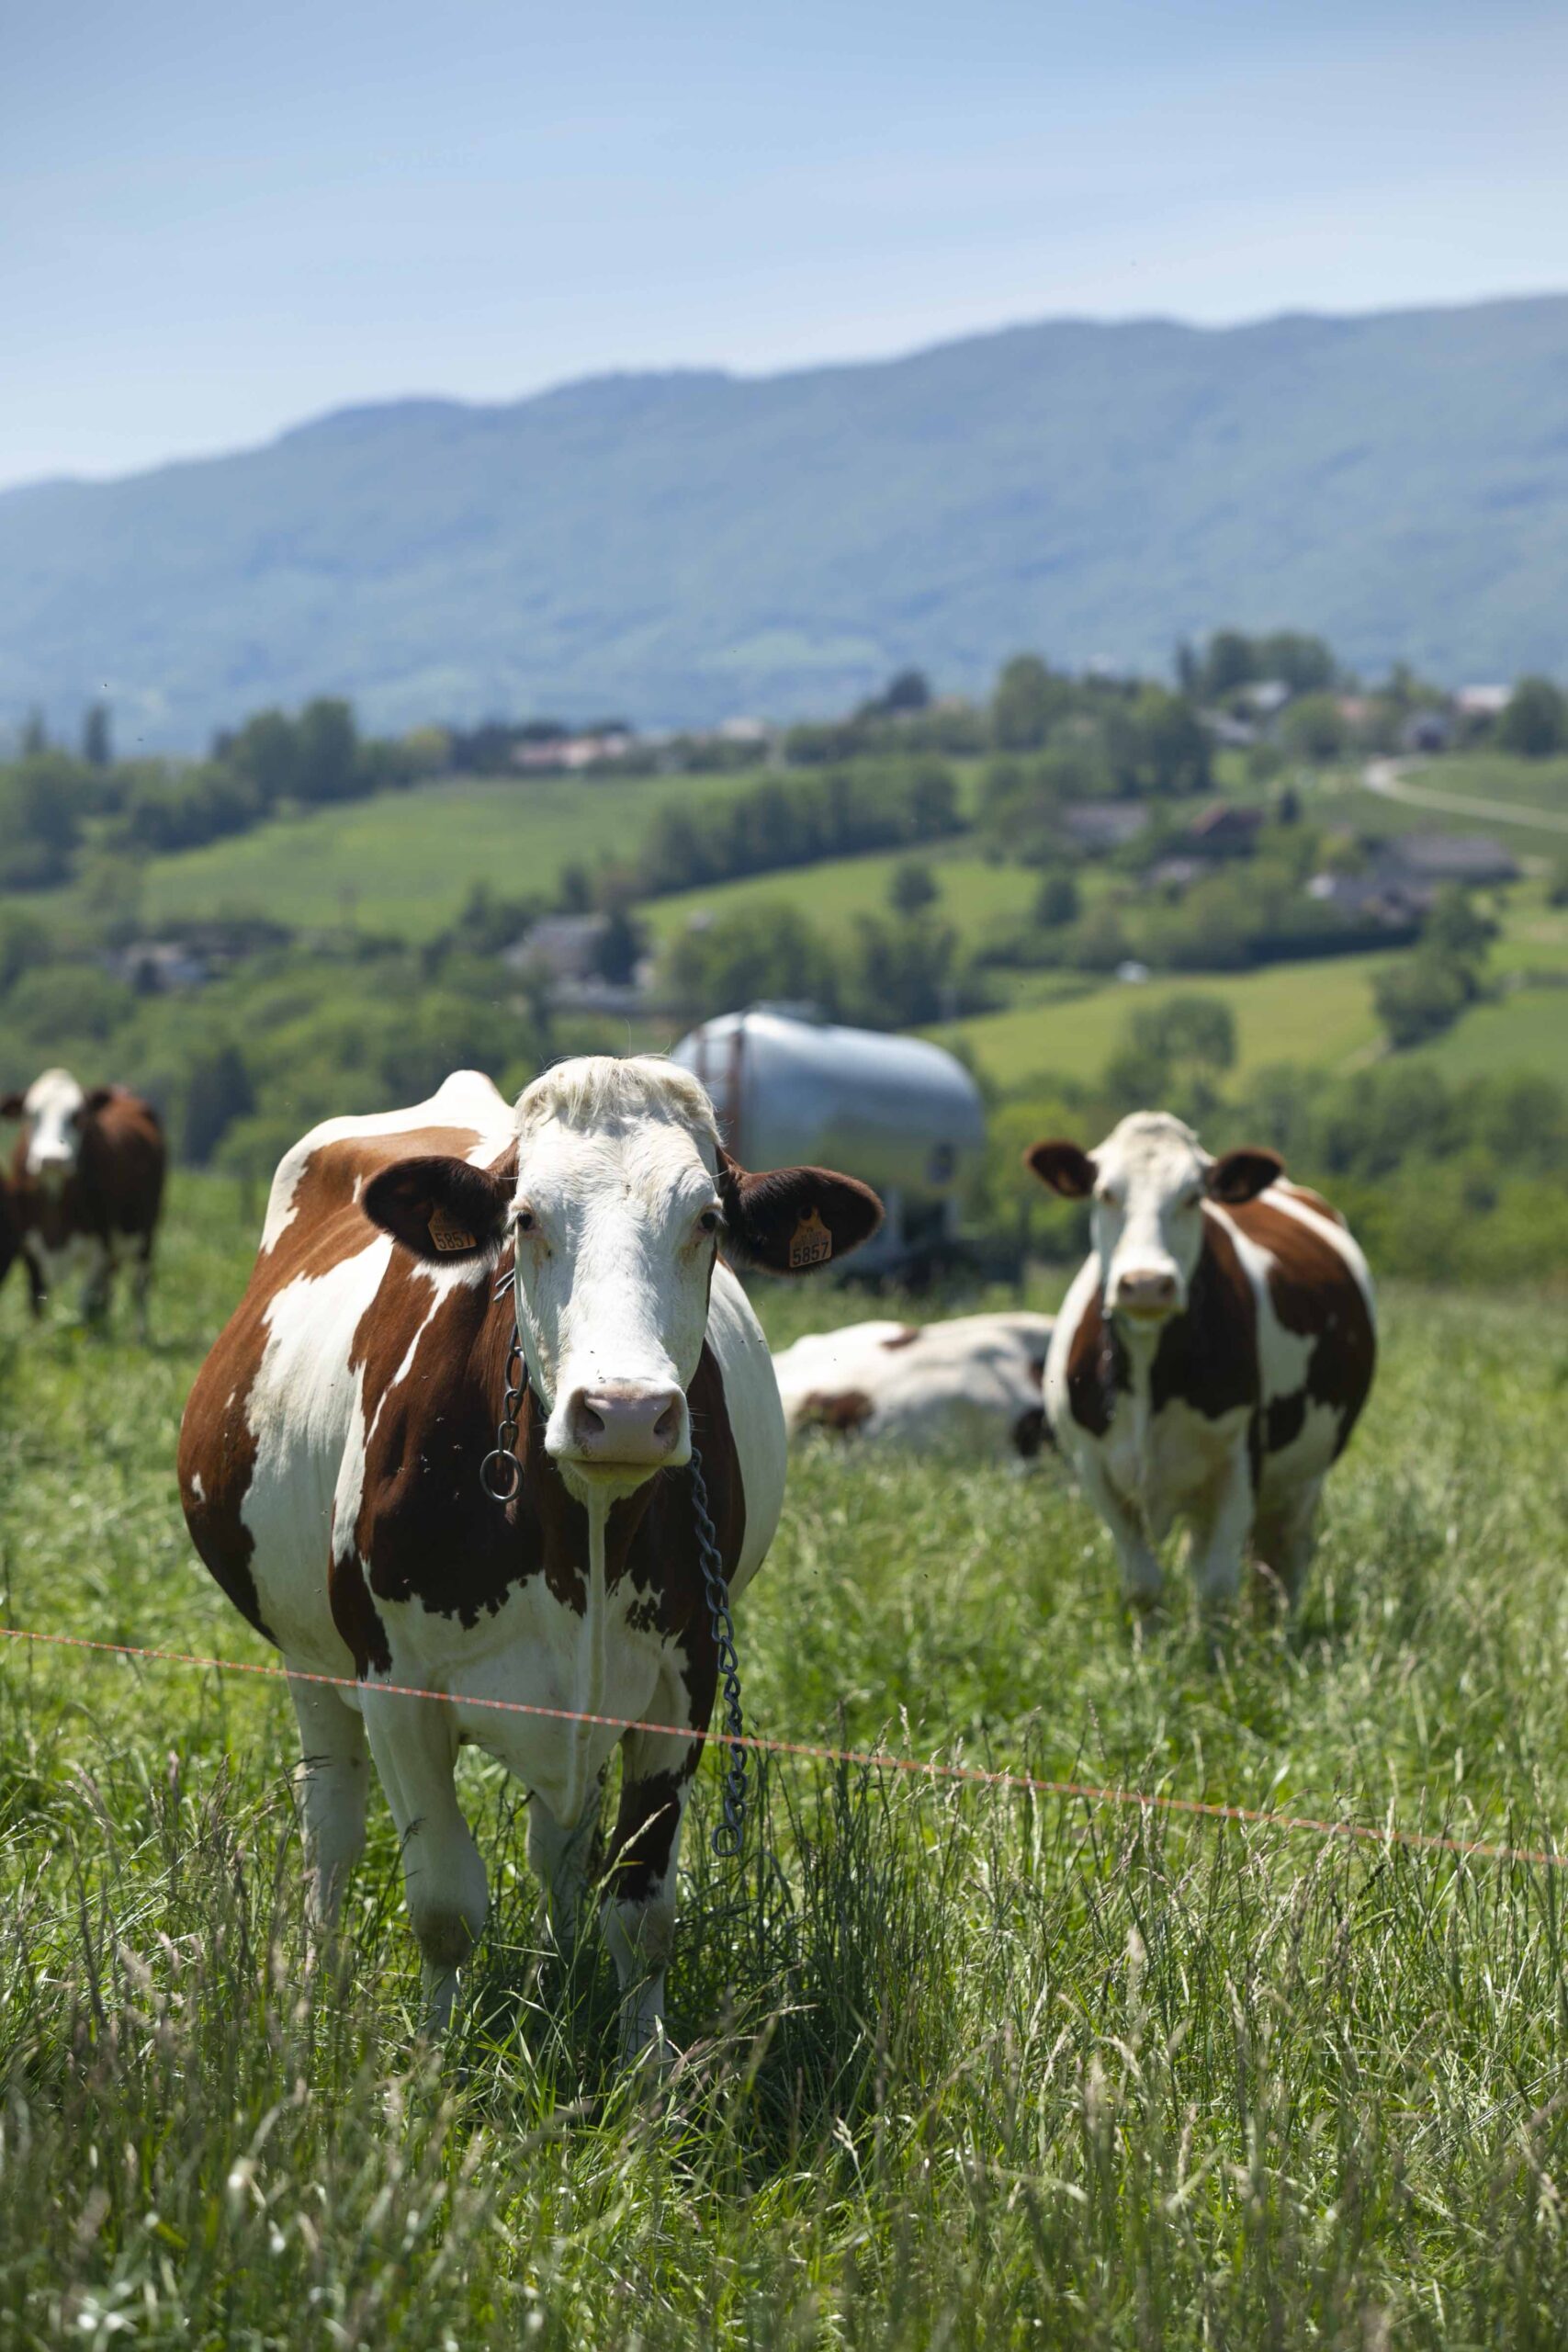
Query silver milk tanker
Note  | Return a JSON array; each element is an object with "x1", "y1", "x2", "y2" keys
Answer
[{"x1": 671, "y1": 1007, "x2": 986, "y2": 1276}]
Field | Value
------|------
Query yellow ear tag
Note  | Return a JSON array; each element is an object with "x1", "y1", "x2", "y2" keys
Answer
[
  {"x1": 789, "y1": 1207, "x2": 833, "y2": 1270},
  {"x1": 427, "y1": 1207, "x2": 478, "y2": 1253}
]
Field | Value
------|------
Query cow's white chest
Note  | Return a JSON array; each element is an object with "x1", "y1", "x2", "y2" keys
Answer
[
  {"x1": 1100, "y1": 1390, "x2": 1251, "y2": 1540},
  {"x1": 374, "y1": 1560, "x2": 676, "y2": 1826}
]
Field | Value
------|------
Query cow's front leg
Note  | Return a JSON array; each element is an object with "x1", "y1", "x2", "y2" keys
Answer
[
  {"x1": 1078, "y1": 1453, "x2": 1164, "y2": 1612},
  {"x1": 22, "y1": 1245, "x2": 47, "y2": 1321},
  {"x1": 603, "y1": 1678, "x2": 708, "y2": 2069},
  {"x1": 129, "y1": 1233, "x2": 154, "y2": 1343},
  {"x1": 1187, "y1": 1450, "x2": 1256, "y2": 1619},
  {"x1": 80, "y1": 1239, "x2": 113, "y2": 1327},
  {"x1": 527, "y1": 1766, "x2": 607, "y2": 1962},
  {"x1": 362, "y1": 1690, "x2": 487, "y2": 2030},
  {"x1": 288, "y1": 1674, "x2": 370, "y2": 1933}
]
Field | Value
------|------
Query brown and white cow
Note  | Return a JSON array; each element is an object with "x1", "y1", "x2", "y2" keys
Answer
[
  {"x1": 773, "y1": 1312, "x2": 1055, "y2": 1462},
  {"x1": 1030, "y1": 1112, "x2": 1374, "y2": 1616},
  {"x1": 178, "y1": 1060, "x2": 880, "y2": 2059},
  {"x1": 1, "y1": 1069, "x2": 165, "y2": 1337}
]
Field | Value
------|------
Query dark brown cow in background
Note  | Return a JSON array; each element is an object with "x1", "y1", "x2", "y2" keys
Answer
[{"x1": 1, "y1": 1068, "x2": 166, "y2": 1337}]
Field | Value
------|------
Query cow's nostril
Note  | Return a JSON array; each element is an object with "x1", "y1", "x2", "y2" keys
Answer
[{"x1": 654, "y1": 1400, "x2": 681, "y2": 1442}]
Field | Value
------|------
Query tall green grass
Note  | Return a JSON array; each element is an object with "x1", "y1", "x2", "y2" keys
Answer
[{"x1": 3, "y1": 1179, "x2": 1568, "y2": 2346}]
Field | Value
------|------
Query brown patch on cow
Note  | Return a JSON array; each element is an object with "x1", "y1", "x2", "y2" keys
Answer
[
  {"x1": 1149, "y1": 1214, "x2": 1260, "y2": 1425},
  {"x1": 178, "y1": 1118, "x2": 493, "y2": 1650},
  {"x1": 796, "y1": 1388, "x2": 876, "y2": 1436},
  {"x1": 1012, "y1": 1405, "x2": 1048, "y2": 1459},
  {"x1": 880, "y1": 1325, "x2": 922, "y2": 1351},
  {"x1": 7, "y1": 1085, "x2": 165, "y2": 1280},
  {"x1": 1277, "y1": 1180, "x2": 1347, "y2": 1229},
  {"x1": 1064, "y1": 1289, "x2": 1126, "y2": 1439},
  {"x1": 329, "y1": 1538, "x2": 392, "y2": 1678},
  {"x1": 1265, "y1": 1390, "x2": 1307, "y2": 1454},
  {"x1": 179, "y1": 1386, "x2": 274, "y2": 1646},
  {"x1": 1230, "y1": 1192, "x2": 1375, "y2": 1458}
]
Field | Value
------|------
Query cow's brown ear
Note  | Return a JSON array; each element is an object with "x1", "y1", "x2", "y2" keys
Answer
[
  {"x1": 362, "y1": 1154, "x2": 513, "y2": 1261},
  {"x1": 1207, "y1": 1147, "x2": 1283, "y2": 1204},
  {"x1": 80, "y1": 1086, "x2": 117, "y2": 1118},
  {"x1": 716, "y1": 1148, "x2": 882, "y2": 1275},
  {"x1": 1026, "y1": 1139, "x2": 1096, "y2": 1198},
  {"x1": 0, "y1": 1093, "x2": 24, "y2": 1120}
]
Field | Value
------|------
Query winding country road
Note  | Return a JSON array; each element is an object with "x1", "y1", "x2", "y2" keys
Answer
[{"x1": 1362, "y1": 757, "x2": 1568, "y2": 838}]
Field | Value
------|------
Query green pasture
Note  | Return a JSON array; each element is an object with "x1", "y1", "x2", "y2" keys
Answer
[
  {"x1": 642, "y1": 843, "x2": 1039, "y2": 951},
  {"x1": 929, "y1": 952, "x2": 1390, "y2": 1088},
  {"x1": 85, "y1": 768, "x2": 765, "y2": 941},
  {"x1": 4, "y1": 1180, "x2": 1568, "y2": 2343}
]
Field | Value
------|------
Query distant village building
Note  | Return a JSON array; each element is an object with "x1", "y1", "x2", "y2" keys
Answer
[
  {"x1": 1185, "y1": 803, "x2": 1266, "y2": 854},
  {"x1": 1238, "y1": 679, "x2": 1292, "y2": 718},
  {"x1": 1378, "y1": 832, "x2": 1518, "y2": 888},
  {"x1": 1306, "y1": 831, "x2": 1518, "y2": 931},
  {"x1": 1456, "y1": 684, "x2": 1511, "y2": 719},
  {"x1": 1062, "y1": 802, "x2": 1149, "y2": 852},
  {"x1": 511, "y1": 729, "x2": 636, "y2": 773},
  {"x1": 502, "y1": 913, "x2": 609, "y2": 982},
  {"x1": 1399, "y1": 708, "x2": 1454, "y2": 754}
]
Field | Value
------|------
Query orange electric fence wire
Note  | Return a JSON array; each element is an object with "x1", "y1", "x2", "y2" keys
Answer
[{"x1": 3, "y1": 1618, "x2": 1565, "y2": 1873}]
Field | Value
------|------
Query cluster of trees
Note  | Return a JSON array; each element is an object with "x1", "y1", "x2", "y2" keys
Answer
[
  {"x1": 1371, "y1": 888, "x2": 1498, "y2": 1049},
  {"x1": 1496, "y1": 676, "x2": 1568, "y2": 759},
  {"x1": 635, "y1": 759, "x2": 961, "y2": 899},
  {"x1": 0, "y1": 700, "x2": 436, "y2": 888},
  {"x1": 660, "y1": 860, "x2": 979, "y2": 1032}
]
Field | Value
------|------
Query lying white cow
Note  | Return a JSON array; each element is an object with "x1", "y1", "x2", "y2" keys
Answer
[{"x1": 773, "y1": 1311, "x2": 1055, "y2": 1461}]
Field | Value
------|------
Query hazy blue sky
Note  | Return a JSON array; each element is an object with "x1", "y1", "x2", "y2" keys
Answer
[{"x1": 4, "y1": 0, "x2": 1565, "y2": 489}]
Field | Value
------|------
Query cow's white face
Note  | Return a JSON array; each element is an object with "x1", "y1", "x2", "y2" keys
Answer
[
  {"x1": 20, "y1": 1069, "x2": 87, "y2": 1193},
  {"x1": 1028, "y1": 1112, "x2": 1282, "y2": 1330},
  {"x1": 509, "y1": 1103, "x2": 720, "y2": 1499},
  {"x1": 364, "y1": 1055, "x2": 883, "y2": 1507},
  {"x1": 1084, "y1": 1114, "x2": 1213, "y2": 1325}
]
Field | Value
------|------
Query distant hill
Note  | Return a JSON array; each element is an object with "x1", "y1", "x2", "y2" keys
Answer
[{"x1": 4, "y1": 295, "x2": 1568, "y2": 749}]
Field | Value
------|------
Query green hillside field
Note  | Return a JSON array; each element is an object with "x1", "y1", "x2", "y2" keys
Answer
[
  {"x1": 928, "y1": 954, "x2": 1390, "y2": 1089},
  {"x1": 85, "y1": 768, "x2": 768, "y2": 940}
]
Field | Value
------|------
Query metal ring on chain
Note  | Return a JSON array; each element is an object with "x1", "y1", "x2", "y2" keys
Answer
[{"x1": 479, "y1": 1327, "x2": 529, "y2": 1503}]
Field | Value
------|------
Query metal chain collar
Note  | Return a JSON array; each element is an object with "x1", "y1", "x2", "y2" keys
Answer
[{"x1": 479, "y1": 1293, "x2": 747, "y2": 1860}]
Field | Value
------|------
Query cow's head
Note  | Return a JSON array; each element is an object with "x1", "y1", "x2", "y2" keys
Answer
[
  {"x1": 1027, "y1": 1111, "x2": 1280, "y2": 1328},
  {"x1": 1, "y1": 1069, "x2": 116, "y2": 1194},
  {"x1": 365, "y1": 1057, "x2": 882, "y2": 1502}
]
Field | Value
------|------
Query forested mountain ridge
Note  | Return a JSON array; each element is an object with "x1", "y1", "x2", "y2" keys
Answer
[{"x1": 4, "y1": 294, "x2": 1568, "y2": 747}]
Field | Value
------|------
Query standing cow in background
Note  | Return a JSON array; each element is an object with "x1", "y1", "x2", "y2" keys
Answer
[
  {"x1": 1029, "y1": 1112, "x2": 1374, "y2": 1618},
  {"x1": 179, "y1": 1060, "x2": 881, "y2": 2062},
  {"x1": 1, "y1": 1069, "x2": 166, "y2": 1337}
]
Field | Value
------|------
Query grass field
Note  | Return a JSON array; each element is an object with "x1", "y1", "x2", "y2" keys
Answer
[
  {"x1": 929, "y1": 953, "x2": 1390, "y2": 1088},
  {"x1": 5, "y1": 1182, "x2": 1568, "y2": 2344},
  {"x1": 642, "y1": 844, "x2": 1040, "y2": 952},
  {"x1": 64, "y1": 769, "x2": 769, "y2": 941}
]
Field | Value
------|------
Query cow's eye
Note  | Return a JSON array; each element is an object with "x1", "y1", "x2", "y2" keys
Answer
[
  {"x1": 513, "y1": 1207, "x2": 536, "y2": 1235},
  {"x1": 699, "y1": 1207, "x2": 722, "y2": 1235},
  {"x1": 1096, "y1": 1186, "x2": 1120, "y2": 1209}
]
